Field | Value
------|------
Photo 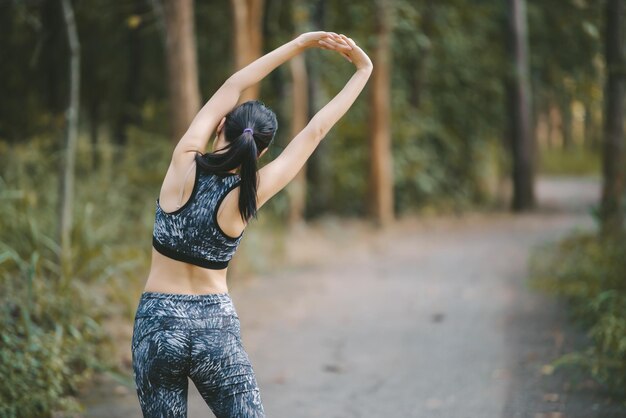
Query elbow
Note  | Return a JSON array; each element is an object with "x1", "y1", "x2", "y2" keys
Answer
[
  {"x1": 315, "y1": 125, "x2": 327, "y2": 142},
  {"x1": 309, "y1": 119, "x2": 328, "y2": 142}
]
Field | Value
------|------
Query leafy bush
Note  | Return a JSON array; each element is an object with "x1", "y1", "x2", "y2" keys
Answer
[
  {"x1": 0, "y1": 130, "x2": 160, "y2": 416},
  {"x1": 0, "y1": 137, "x2": 117, "y2": 417},
  {"x1": 529, "y1": 229, "x2": 626, "y2": 397},
  {"x1": 0, "y1": 250, "x2": 112, "y2": 418}
]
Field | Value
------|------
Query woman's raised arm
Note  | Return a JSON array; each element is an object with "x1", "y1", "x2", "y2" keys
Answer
[{"x1": 175, "y1": 32, "x2": 352, "y2": 156}]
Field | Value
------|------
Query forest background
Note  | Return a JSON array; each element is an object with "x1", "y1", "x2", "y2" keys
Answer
[{"x1": 0, "y1": 0, "x2": 624, "y2": 416}]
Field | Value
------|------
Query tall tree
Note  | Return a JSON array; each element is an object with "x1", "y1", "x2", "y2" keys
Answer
[
  {"x1": 112, "y1": 0, "x2": 146, "y2": 148},
  {"x1": 162, "y1": 0, "x2": 201, "y2": 143},
  {"x1": 286, "y1": 0, "x2": 309, "y2": 225},
  {"x1": 600, "y1": 0, "x2": 625, "y2": 236},
  {"x1": 58, "y1": 0, "x2": 80, "y2": 276},
  {"x1": 231, "y1": 0, "x2": 264, "y2": 102},
  {"x1": 559, "y1": 93, "x2": 573, "y2": 150},
  {"x1": 369, "y1": 0, "x2": 395, "y2": 225},
  {"x1": 506, "y1": 0, "x2": 535, "y2": 211},
  {"x1": 305, "y1": 0, "x2": 332, "y2": 217}
]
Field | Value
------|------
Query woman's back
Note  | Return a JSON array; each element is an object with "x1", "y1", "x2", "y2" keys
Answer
[{"x1": 144, "y1": 152, "x2": 246, "y2": 295}]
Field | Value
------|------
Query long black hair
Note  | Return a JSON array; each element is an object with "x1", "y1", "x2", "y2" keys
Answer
[{"x1": 195, "y1": 100, "x2": 277, "y2": 223}]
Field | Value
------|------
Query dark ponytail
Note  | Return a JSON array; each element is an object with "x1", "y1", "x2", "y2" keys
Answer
[
  {"x1": 238, "y1": 131, "x2": 260, "y2": 221},
  {"x1": 195, "y1": 100, "x2": 277, "y2": 223}
]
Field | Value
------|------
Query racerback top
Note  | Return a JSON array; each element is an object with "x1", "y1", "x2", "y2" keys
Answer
[{"x1": 152, "y1": 164, "x2": 245, "y2": 269}]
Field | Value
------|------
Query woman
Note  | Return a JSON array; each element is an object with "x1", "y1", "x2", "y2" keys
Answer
[{"x1": 131, "y1": 31, "x2": 372, "y2": 417}]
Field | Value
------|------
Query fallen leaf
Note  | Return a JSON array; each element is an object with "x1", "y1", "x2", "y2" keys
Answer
[
  {"x1": 541, "y1": 364, "x2": 555, "y2": 375},
  {"x1": 543, "y1": 393, "x2": 559, "y2": 402}
]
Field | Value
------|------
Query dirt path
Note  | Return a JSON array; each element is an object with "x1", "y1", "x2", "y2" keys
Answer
[{"x1": 81, "y1": 176, "x2": 624, "y2": 417}]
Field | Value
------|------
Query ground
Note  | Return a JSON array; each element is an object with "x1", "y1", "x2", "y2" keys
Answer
[{"x1": 79, "y1": 176, "x2": 626, "y2": 418}]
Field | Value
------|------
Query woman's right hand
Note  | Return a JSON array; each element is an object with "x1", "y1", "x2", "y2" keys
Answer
[{"x1": 336, "y1": 34, "x2": 373, "y2": 71}]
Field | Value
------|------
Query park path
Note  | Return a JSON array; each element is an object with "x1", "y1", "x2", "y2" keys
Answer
[{"x1": 82, "y1": 176, "x2": 624, "y2": 418}]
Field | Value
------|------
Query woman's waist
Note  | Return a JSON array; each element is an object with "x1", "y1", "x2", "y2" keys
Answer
[
  {"x1": 147, "y1": 248, "x2": 229, "y2": 294},
  {"x1": 134, "y1": 289, "x2": 238, "y2": 318}
]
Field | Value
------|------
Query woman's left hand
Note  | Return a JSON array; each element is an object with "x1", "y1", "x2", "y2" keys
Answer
[{"x1": 297, "y1": 31, "x2": 354, "y2": 62}]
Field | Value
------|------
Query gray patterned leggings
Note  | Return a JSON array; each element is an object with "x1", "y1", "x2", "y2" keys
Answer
[{"x1": 131, "y1": 291, "x2": 265, "y2": 417}]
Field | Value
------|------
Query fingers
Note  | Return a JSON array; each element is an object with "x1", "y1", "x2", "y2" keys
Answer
[
  {"x1": 324, "y1": 33, "x2": 357, "y2": 52},
  {"x1": 339, "y1": 34, "x2": 357, "y2": 49},
  {"x1": 322, "y1": 33, "x2": 351, "y2": 46},
  {"x1": 315, "y1": 32, "x2": 354, "y2": 63},
  {"x1": 318, "y1": 32, "x2": 352, "y2": 51},
  {"x1": 318, "y1": 37, "x2": 352, "y2": 51}
]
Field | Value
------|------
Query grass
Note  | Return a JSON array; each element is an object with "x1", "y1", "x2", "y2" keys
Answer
[{"x1": 537, "y1": 144, "x2": 602, "y2": 177}]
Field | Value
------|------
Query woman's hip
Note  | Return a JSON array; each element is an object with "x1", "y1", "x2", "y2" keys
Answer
[{"x1": 131, "y1": 291, "x2": 241, "y2": 353}]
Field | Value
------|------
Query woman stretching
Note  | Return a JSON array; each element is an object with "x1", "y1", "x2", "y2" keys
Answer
[{"x1": 131, "y1": 31, "x2": 372, "y2": 417}]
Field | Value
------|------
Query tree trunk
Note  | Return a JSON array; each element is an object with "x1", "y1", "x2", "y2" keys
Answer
[
  {"x1": 88, "y1": 99, "x2": 99, "y2": 170},
  {"x1": 546, "y1": 101, "x2": 555, "y2": 149},
  {"x1": 560, "y1": 94, "x2": 573, "y2": 151},
  {"x1": 286, "y1": 0, "x2": 308, "y2": 226},
  {"x1": 534, "y1": 94, "x2": 549, "y2": 150},
  {"x1": 600, "y1": 0, "x2": 625, "y2": 236},
  {"x1": 150, "y1": 0, "x2": 167, "y2": 44},
  {"x1": 231, "y1": 0, "x2": 264, "y2": 102},
  {"x1": 369, "y1": 0, "x2": 395, "y2": 226},
  {"x1": 58, "y1": 0, "x2": 80, "y2": 277},
  {"x1": 506, "y1": 0, "x2": 536, "y2": 211},
  {"x1": 583, "y1": 101, "x2": 597, "y2": 151},
  {"x1": 286, "y1": 54, "x2": 308, "y2": 225},
  {"x1": 113, "y1": 0, "x2": 144, "y2": 148},
  {"x1": 162, "y1": 0, "x2": 201, "y2": 144},
  {"x1": 305, "y1": 0, "x2": 332, "y2": 218}
]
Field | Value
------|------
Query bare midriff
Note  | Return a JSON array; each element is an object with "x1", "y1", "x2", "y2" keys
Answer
[{"x1": 142, "y1": 247, "x2": 229, "y2": 295}]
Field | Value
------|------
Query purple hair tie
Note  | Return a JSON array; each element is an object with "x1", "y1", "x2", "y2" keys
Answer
[{"x1": 243, "y1": 128, "x2": 253, "y2": 134}]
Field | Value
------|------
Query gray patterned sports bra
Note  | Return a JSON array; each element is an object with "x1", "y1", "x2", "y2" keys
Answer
[{"x1": 152, "y1": 158, "x2": 244, "y2": 270}]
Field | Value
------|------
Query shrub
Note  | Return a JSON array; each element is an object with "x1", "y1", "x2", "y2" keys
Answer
[
  {"x1": 0, "y1": 250, "x2": 112, "y2": 417},
  {"x1": 0, "y1": 133, "x2": 146, "y2": 417},
  {"x1": 529, "y1": 230, "x2": 626, "y2": 397}
]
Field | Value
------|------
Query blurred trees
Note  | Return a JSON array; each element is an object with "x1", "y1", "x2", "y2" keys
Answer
[
  {"x1": 304, "y1": 0, "x2": 334, "y2": 218},
  {"x1": 0, "y1": 0, "x2": 613, "y2": 216},
  {"x1": 528, "y1": 0, "x2": 603, "y2": 154},
  {"x1": 58, "y1": 0, "x2": 80, "y2": 276},
  {"x1": 600, "y1": 0, "x2": 625, "y2": 236},
  {"x1": 162, "y1": 0, "x2": 201, "y2": 144},
  {"x1": 387, "y1": 0, "x2": 508, "y2": 211},
  {"x1": 231, "y1": 0, "x2": 264, "y2": 102},
  {"x1": 286, "y1": 0, "x2": 309, "y2": 225},
  {"x1": 369, "y1": 0, "x2": 395, "y2": 224},
  {"x1": 506, "y1": 0, "x2": 535, "y2": 211}
]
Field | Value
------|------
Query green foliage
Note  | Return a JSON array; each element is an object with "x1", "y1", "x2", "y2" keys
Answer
[
  {"x1": 0, "y1": 250, "x2": 111, "y2": 418},
  {"x1": 0, "y1": 0, "x2": 607, "y2": 215},
  {"x1": 0, "y1": 130, "x2": 157, "y2": 416},
  {"x1": 529, "y1": 231, "x2": 626, "y2": 397},
  {"x1": 0, "y1": 138, "x2": 122, "y2": 417},
  {"x1": 320, "y1": 0, "x2": 509, "y2": 214}
]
